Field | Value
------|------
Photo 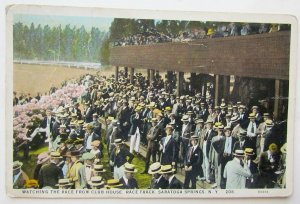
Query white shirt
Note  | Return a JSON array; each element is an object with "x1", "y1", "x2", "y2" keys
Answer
[
  {"x1": 85, "y1": 165, "x2": 92, "y2": 181},
  {"x1": 181, "y1": 124, "x2": 188, "y2": 137},
  {"x1": 122, "y1": 176, "x2": 129, "y2": 185},
  {"x1": 224, "y1": 137, "x2": 233, "y2": 154},
  {"x1": 247, "y1": 121, "x2": 257, "y2": 137},
  {"x1": 168, "y1": 175, "x2": 175, "y2": 184},
  {"x1": 86, "y1": 134, "x2": 93, "y2": 150}
]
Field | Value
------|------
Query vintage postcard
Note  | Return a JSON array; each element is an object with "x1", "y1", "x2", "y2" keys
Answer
[{"x1": 5, "y1": 4, "x2": 297, "y2": 198}]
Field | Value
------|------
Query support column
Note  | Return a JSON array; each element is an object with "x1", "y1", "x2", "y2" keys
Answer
[
  {"x1": 114, "y1": 66, "x2": 119, "y2": 82},
  {"x1": 222, "y1": 75, "x2": 230, "y2": 102},
  {"x1": 190, "y1": 73, "x2": 196, "y2": 94},
  {"x1": 147, "y1": 69, "x2": 151, "y2": 82},
  {"x1": 130, "y1": 67, "x2": 134, "y2": 84},
  {"x1": 124, "y1": 67, "x2": 128, "y2": 78},
  {"x1": 150, "y1": 69, "x2": 155, "y2": 86},
  {"x1": 215, "y1": 74, "x2": 220, "y2": 107},
  {"x1": 274, "y1": 79, "x2": 281, "y2": 120},
  {"x1": 176, "y1": 72, "x2": 184, "y2": 96}
]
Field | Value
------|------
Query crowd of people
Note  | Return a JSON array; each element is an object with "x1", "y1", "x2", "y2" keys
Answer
[
  {"x1": 114, "y1": 23, "x2": 283, "y2": 46},
  {"x1": 13, "y1": 71, "x2": 287, "y2": 190}
]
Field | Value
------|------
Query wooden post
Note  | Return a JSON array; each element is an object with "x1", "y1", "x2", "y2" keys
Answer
[
  {"x1": 147, "y1": 69, "x2": 151, "y2": 82},
  {"x1": 176, "y1": 72, "x2": 184, "y2": 96},
  {"x1": 223, "y1": 75, "x2": 230, "y2": 102},
  {"x1": 130, "y1": 67, "x2": 134, "y2": 84},
  {"x1": 274, "y1": 79, "x2": 281, "y2": 120},
  {"x1": 149, "y1": 69, "x2": 155, "y2": 86},
  {"x1": 215, "y1": 74, "x2": 220, "y2": 107},
  {"x1": 114, "y1": 66, "x2": 119, "y2": 82},
  {"x1": 124, "y1": 67, "x2": 128, "y2": 78},
  {"x1": 190, "y1": 73, "x2": 196, "y2": 94}
]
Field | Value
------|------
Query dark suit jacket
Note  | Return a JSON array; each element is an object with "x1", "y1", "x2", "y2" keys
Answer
[
  {"x1": 184, "y1": 145, "x2": 204, "y2": 177},
  {"x1": 233, "y1": 138, "x2": 252, "y2": 151},
  {"x1": 110, "y1": 147, "x2": 134, "y2": 168},
  {"x1": 40, "y1": 117, "x2": 55, "y2": 129},
  {"x1": 150, "y1": 176, "x2": 168, "y2": 189},
  {"x1": 160, "y1": 136, "x2": 176, "y2": 165},
  {"x1": 119, "y1": 106, "x2": 131, "y2": 127},
  {"x1": 168, "y1": 176, "x2": 182, "y2": 189},
  {"x1": 38, "y1": 162, "x2": 63, "y2": 188},
  {"x1": 84, "y1": 132, "x2": 100, "y2": 149},
  {"x1": 129, "y1": 113, "x2": 143, "y2": 135},
  {"x1": 119, "y1": 177, "x2": 139, "y2": 189},
  {"x1": 259, "y1": 151, "x2": 280, "y2": 175},
  {"x1": 214, "y1": 136, "x2": 237, "y2": 164},
  {"x1": 202, "y1": 129, "x2": 217, "y2": 156}
]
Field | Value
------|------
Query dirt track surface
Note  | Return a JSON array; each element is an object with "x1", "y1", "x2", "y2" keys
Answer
[{"x1": 14, "y1": 63, "x2": 104, "y2": 96}]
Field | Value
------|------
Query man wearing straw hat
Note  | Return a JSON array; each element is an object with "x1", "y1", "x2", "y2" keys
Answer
[
  {"x1": 13, "y1": 161, "x2": 29, "y2": 189},
  {"x1": 142, "y1": 118, "x2": 161, "y2": 174},
  {"x1": 38, "y1": 152, "x2": 63, "y2": 189},
  {"x1": 129, "y1": 106, "x2": 143, "y2": 155},
  {"x1": 244, "y1": 148, "x2": 259, "y2": 189},
  {"x1": 160, "y1": 165, "x2": 182, "y2": 189},
  {"x1": 78, "y1": 152, "x2": 95, "y2": 189},
  {"x1": 110, "y1": 139, "x2": 134, "y2": 179},
  {"x1": 148, "y1": 162, "x2": 168, "y2": 189},
  {"x1": 88, "y1": 176, "x2": 105, "y2": 189},
  {"x1": 55, "y1": 179, "x2": 73, "y2": 189},
  {"x1": 84, "y1": 123, "x2": 100, "y2": 152},
  {"x1": 223, "y1": 149, "x2": 252, "y2": 189},
  {"x1": 119, "y1": 163, "x2": 139, "y2": 189},
  {"x1": 183, "y1": 135, "x2": 203, "y2": 189},
  {"x1": 179, "y1": 115, "x2": 193, "y2": 166},
  {"x1": 160, "y1": 124, "x2": 176, "y2": 166}
]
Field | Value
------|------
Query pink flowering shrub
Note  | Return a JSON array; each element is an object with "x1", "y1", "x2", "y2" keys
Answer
[{"x1": 13, "y1": 83, "x2": 86, "y2": 142}]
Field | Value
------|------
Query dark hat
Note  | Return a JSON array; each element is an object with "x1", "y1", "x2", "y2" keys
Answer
[
  {"x1": 70, "y1": 151, "x2": 81, "y2": 157},
  {"x1": 74, "y1": 139, "x2": 84, "y2": 145}
]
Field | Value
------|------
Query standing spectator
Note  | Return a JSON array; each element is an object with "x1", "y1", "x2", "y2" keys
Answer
[
  {"x1": 13, "y1": 161, "x2": 29, "y2": 189},
  {"x1": 223, "y1": 150, "x2": 252, "y2": 189},
  {"x1": 38, "y1": 152, "x2": 63, "y2": 188}
]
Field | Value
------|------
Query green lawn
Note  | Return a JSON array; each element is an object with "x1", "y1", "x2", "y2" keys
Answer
[{"x1": 15, "y1": 130, "x2": 152, "y2": 189}]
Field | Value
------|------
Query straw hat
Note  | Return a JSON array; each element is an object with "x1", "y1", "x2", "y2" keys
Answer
[
  {"x1": 50, "y1": 151, "x2": 62, "y2": 159},
  {"x1": 92, "y1": 164, "x2": 106, "y2": 173},
  {"x1": 124, "y1": 163, "x2": 138, "y2": 173},
  {"x1": 244, "y1": 148, "x2": 255, "y2": 156},
  {"x1": 55, "y1": 179, "x2": 73, "y2": 187},
  {"x1": 159, "y1": 165, "x2": 175, "y2": 174},
  {"x1": 233, "y1": 149, "x2": 245, "y2": 157},
  {"x1": 181, "y1": 115, "x2": 189, "y2": 122},
  {"x1": 88, "y1": 176, "x2": 105, "y2": 187},
  {"x1": 280, "y1": 143, "x2": 287, "y2": 154},
  {"x1": 106, "y1": 179, "x2": 123, "y2": 189},
  {"x1": 148, "y1": 162, "x2": 162, "y2": 175},
  {"x1": 13, "y1": 161, "x2": 23, "y2": 170}
]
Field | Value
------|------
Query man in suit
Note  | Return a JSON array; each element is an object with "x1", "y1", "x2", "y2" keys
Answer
[
  {"x1": 244, "y1": 148, "x2": 259, "y2": 188},
  {"x1": 180, "y1": 115, "x2": 193, "y2": 167},
  {"x1": 13, "y1": 161, "x2": 29, "y2": 189},
  {"x1": 40, "y1": 109, "x2": 55, "y2": 145},
  {"x1": 119, "y1": 163, "x2": 139, "y2": 189},
  {"x1": 129, "y1": 106, "x2": 143, "y2": 154},
  {"x1": 259, "y1": 143, "x2": 280, "y2": 188},
  {"x1": 148, "y1": 162, "x2": 168, "y2": 189},
  {"x1": 212, "y1": 126, "x2": 237, "y2": 189},
  {"x1": 38, "y1": 152, "x2": 64, "y2": 189},
  {"x1": 246, "y1": 113, "x2": 258, "y2": 152},
  {"x1": 84, "y1": 124, "x2": 100, "y2": 152},
  {"x1": 118, "y1": 100, "x2": 131, "y2": 141},
  {"x1": 142, "y1": 118, "x2": 161, "y2": 174},
  {"x1": 110, "y1": 139, "x2": 134, "y2": 179},
  {"x1": 223, "y1": 150, "x2": 252, "y2": 189},
  {"x1": 160, "y1": 125, "x2": 176, "y2": 166},
  {"x1": 84, "y1": 102, "x2": 94, "y2": 123},
  {"x1": 233, "y1": 131, "x2": 252, "y2": 151},
  {"x1": 91, "y1": 113, "x2": 101, "y2": 138},
  {"x1": 183, "y1": 135, "x2": 203, "y2": 189},
  {"x1": 201, "y1": 119, "x2": 216, "y2": 183},
  {"x1": 78, "y1": 152, "x2": 95, "y2": 189},
  {"x1": 161, "y1": 165, "x2": 182, "y2": 189}
]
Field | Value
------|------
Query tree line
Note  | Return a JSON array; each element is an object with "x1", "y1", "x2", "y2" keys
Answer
[{"x1": 13, "y1": 22, "x2": 108, "y2": 63}]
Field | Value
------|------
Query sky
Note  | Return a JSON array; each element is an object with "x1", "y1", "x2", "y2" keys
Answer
[{"x1": 13, "y1": 14, "x2": 114, "y2": 31}]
